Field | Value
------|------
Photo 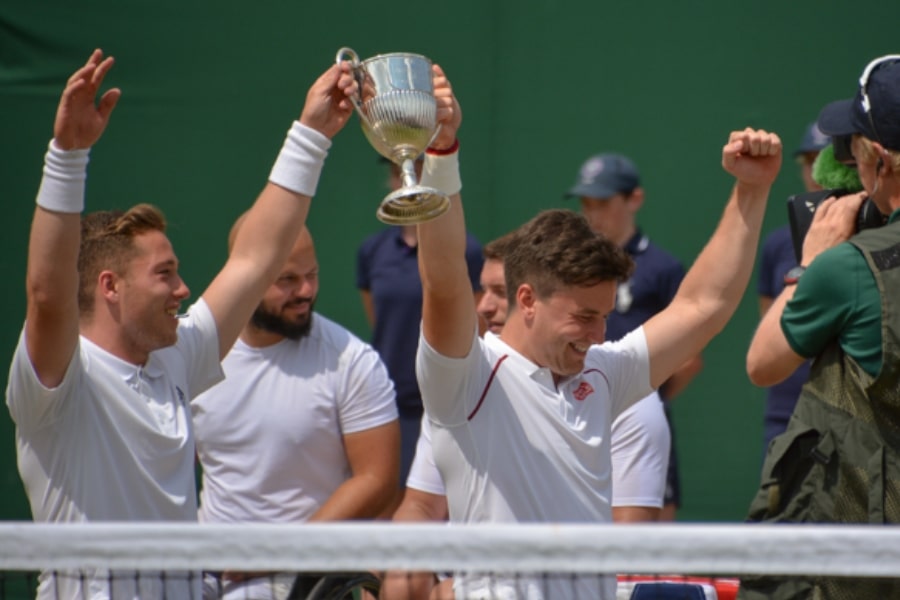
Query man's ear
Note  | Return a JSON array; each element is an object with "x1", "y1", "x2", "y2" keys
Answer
[
  {"x1": 872, "y1": 142, "x2": 891, "y2": 176},
  {"x1": 626, "y1": 187, "x2": 645, "y2": 213},
  {"x1": 516, "y1": 283, "x2": 536, "y2": 317},
  {"x1": 98, "y1": 270, "x2": 119, "y2": 302}
]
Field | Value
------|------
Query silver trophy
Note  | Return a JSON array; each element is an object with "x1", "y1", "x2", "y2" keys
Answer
[{"x1": 336, "y1": 47, "x2": 450, "y2": 225}]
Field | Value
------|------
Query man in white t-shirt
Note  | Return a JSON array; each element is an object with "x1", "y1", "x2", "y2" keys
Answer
[
  {"x1": 193, "y1": 224, "x2": 400, "y2": 600},
  {"x1": 4, "y1": 50, "x2": 357, "y2": 600},
  {"x1": 414, "y1": 66, "x2": 782, "y2": 599}
]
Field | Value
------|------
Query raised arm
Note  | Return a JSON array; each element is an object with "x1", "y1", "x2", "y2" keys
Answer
[
  {"x1": 417, "y1": 65, "x2": 475, "y2": 358},
  {"x1": 746, "y1": 192, "x2": 865, "y2": 385},
  {"x1": 644, "y1": 129, "x2": 781, "y2": 389},
  {"x1": 25, "y1": 50, "x2": 121, "y2": 387},
  {"x1": 202, "y1": 63, "x2": 356, "y2": 358}
]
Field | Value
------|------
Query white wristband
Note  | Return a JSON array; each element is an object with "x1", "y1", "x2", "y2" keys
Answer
[
  {"x1": 268, "y1": 121, "x2": 332, "y2": 197},
  {"x1": 35, "y1": 140, "x2": 90, "y2": 213},
  {"x1": 420, "y1": 150, "x2": 462, "y2": 196}
]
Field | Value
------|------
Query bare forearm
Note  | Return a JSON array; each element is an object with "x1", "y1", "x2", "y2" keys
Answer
[
  {"x1": 203, "y1": 120, "x2": 324, "y2": 356},
  {"x1": 418, "y1": 193, "x2": 477, "y2": 357},
  {"x1": 677, "y1": 181, "x2": 769, "y2": 335},
  {"x1": 645, "y1": 182, "x2": 770, "y2": 390},
  {"x1": 747, "y1": 285, "x2": 805, "y2": 386},
  {"x1": 392, "y1": 488, "x2": 448, "y2": 523},
  {"x1": 308, "y1": 474, "x2": 395, "y2": 521},
  {"x1": 26, "y1": 205, "x2": 83, "y2": 386},
  {"x1": 27, "y1": 209, "x2": 81, "y2": 311}
]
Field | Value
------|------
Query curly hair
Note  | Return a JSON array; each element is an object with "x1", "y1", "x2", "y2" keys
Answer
[
  {"x1": 77, "y1": 203, "x2": 168, "y2": 318},
  {"x1": 504, "y1": 209, "x2": 633, "y2": 305}
]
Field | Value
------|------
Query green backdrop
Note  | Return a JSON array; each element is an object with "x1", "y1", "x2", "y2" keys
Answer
[{"x1": 1, "y1": 0, "x2": 897, "y2": 521}]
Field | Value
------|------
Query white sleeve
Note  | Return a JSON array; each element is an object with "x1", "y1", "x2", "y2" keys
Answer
[
  {"x1": 174, "y1": 299, "x2": 225, "y2": 398},
  {"x1": 592, "y1": 326, "x2": 653, "y2": 421},
  {"x1": 415, "y1": 327, "x2": 487, "y2": 427},
  {"x1": 610, "y1": 392, "x2": 670, "y2": 508},
  {"x1": 5, "y1": 329, "x2": 82, "y2": 433},
  {"x1": 337, "y1": 339, "x2": 398, "y2": 434},
  {"x1": 406, "y1": 415, "x2": 446, "y2": 495}
]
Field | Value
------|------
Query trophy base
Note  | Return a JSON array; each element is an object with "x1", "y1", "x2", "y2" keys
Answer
[{"x1": 377, "y1": 185, "x2": 451, "y2": 225}]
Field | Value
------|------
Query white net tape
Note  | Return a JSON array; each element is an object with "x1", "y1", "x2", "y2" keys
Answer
[{"x1": 2, "y1": 522, "x2": 899, "y2": 577}]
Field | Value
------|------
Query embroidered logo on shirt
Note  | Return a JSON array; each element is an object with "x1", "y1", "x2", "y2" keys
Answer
[{"x1": 573, "y1": 381, "x2": 594, "y2": 401}]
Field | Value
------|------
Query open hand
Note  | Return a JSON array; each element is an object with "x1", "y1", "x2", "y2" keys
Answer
[
  {"x1": 299, "y1": 62, "x2": 358, "y2": 139},
  {"x1": 54, "y1": 49, "x2": 121, "y2": 150}
]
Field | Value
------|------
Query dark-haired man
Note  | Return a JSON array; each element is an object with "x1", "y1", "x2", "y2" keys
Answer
[{"x1": 414, "y1": 64, "x2": 781, "y2": 600}]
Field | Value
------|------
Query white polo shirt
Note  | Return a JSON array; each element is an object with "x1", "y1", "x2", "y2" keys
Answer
[
  {"x1": 193, "y1": 312, "x2": 398, "y2": 524},
  {"x1": 407, "y1": 390, "x2": 669, "y2": 509},
  {"x1": 6, "y1": 299, "x2": 223, "y2": 600},
  {"x1": 416, "y1": 327, "x2": 652, "y2": 599}
]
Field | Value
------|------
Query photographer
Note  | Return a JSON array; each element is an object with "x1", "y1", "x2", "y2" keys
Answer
[{"x1": 742, "y1": 55, "x2": 900, "y2": 599}]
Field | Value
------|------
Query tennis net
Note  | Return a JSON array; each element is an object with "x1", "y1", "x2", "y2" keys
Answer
[{"x1": 2, "y1": 521, "x2": 899, "y2": 599}]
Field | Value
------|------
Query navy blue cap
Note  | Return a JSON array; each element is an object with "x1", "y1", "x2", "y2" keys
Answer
[
  {"x1": 565, "y1": 153, "x2": 640, "y2": 199},
  {"x1": 794, "y1": 122, "x2": 830, "y2": 156},
  {"x1": 817, "y1": 56, "x2": 900, "y2": 151}
]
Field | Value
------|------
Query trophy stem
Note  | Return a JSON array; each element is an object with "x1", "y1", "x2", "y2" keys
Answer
[{"x1": 400, "y1": 158, "x2": 419, "y2": 189}]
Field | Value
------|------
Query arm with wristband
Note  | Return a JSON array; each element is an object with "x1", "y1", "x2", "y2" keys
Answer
[
  {"x1": 26, "y1": 50, "x2": 120, "y2": 388},
  {"x1": 416, "y1": 64, "x2": 473, "y2": 360},
  {"x1": 199, "y1": 61, "x2": 358, "y2": 359}
]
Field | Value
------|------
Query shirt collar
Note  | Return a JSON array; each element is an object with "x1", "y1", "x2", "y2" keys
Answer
[
  {"x1": 390, "y1": 227, "x2": 418, "y2": 253},
  {"x1": 80, "y1": 336, "x2": 165, "y2": 382},
  {"x1": 889, "y1": 208, "x2": 900, "y2": 224},
  {"x1": 483, "y1": 331, "x2": 577, "y2": 389},
  {"x1": 623, "y1": 228, "x2": 649, "y2": 255}
]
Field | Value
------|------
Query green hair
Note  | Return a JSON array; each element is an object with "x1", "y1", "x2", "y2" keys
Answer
[{"x1": 812, "y1": 144, "x2": 863, "y2": 191}]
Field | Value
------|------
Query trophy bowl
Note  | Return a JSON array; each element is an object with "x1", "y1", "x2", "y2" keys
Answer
[{"x1": 336, "y1": 47, "x2": 450, "y2": 225}]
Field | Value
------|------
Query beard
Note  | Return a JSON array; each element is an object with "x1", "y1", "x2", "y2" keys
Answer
[{"x1": 250, "y1": 298, "x2": 315, "y2": 340}]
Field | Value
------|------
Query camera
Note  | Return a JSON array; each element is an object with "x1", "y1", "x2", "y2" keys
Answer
[
  {"x1": 786, "y1": 189, "x2": 888, "y2": 263},
  {"x1": 831, "y1": 134, "x2": 856, "y2": 166}
]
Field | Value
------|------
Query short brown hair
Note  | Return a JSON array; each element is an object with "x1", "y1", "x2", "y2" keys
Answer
[
  {"x1": 483, "y1": 229, "x2": 519, "y2": 262},
  {"x1": 78, "y1": 203, "x2": 167, "y2": 317},
  {"x1": 504, "y1": 209, "x2": 633, "y2": 304}
]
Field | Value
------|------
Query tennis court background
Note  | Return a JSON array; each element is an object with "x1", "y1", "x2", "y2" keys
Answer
[{"x1": 0, "y1": 0, "x2": 896, "y2": 522}]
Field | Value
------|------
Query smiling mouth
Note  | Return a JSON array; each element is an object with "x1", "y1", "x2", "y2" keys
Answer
[{"x1": 570, "y1": 342, "x2": 590, "y2": 353}]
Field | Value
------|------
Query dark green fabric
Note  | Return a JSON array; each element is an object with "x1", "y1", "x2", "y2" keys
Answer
[
  {"x1": 740, "y1": 220, "x2": 900, "y2": 600},
  {"x1": 781, "y1": 243, "x2": 881, "y2": 375}
]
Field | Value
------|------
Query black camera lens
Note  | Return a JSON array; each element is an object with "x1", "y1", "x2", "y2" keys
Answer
[{"x1": 832, "y1": 135, "x2": 856, "y2": 166}]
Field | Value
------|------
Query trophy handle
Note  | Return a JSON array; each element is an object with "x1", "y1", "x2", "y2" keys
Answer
[{"x1": 335, "y1": 47, "x2": 372, "y2": 128}]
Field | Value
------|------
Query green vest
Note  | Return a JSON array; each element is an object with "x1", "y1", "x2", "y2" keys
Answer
[{"x1": 740, "y1": 220, "x2": 900, "y2": 600}]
